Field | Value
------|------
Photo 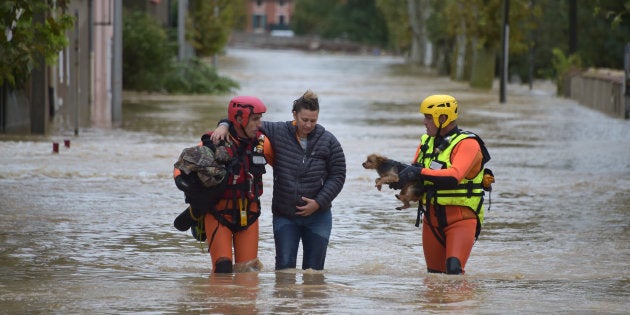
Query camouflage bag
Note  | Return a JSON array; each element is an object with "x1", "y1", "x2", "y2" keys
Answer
[
  {"x1": 173, "y1": 139, "x2": 231, "y2": 238},
  {"x1": 173, "y1": 144, "x2": 230, "y2": 188}
]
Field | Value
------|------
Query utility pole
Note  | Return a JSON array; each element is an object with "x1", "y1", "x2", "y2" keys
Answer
[
  {"x1": 112, "y1": 0, "x2": 122, "y2": 127},
  {"x1": 74, "y1": 10, "x2": 80, "y2": 136},
  {"x1": 178, "y1": 0, "x2": 188, "y2": 61},
  {"x1": 624, "y1": 43, "x2": 629, "y2": 119},
  {"x1": 568, "y1": 0, "x2": 577, "y2": 54},
  {"x1": 212, "y1": 2, "x2": 219, "y2": 68},
  {"x1": 500, "y1": 0, "x2": 510, "y2": 103}
]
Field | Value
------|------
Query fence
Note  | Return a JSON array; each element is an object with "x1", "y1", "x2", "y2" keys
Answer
[{"x1": 564, "y1": 67, "x2": 629, "y2": 119}]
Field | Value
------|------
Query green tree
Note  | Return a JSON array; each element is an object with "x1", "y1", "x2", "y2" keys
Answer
[
  {"x1": 293, "y1": 0, "x2": 388, "y2": 46},
  {"x1": 582, "y1": 0, "x2": 630, "y2": 68},
  {"x1": 323, "y1": 0, "x2": 388, "y2": 46},
  {"x1": 426, "y1": 0, "x2": 455, "y2": 74},
  {"x1": 123, "y1": 9, "x2": 238, "y2": 94},
  {"x1": 595, "y1": 0, "x2": 630, "y2": 28},
  {"x1": 187, "y1": 0, "x2": 246, "y2": 57},
  {"x1": 292, "y1": 0, "x2": 339, "y2": 36},
  {"x1": 375, "y1": 0, "x2": 410, "y2": 53},
  {"x1": 433, "y1": 0, "x2": 530, "y2": 88},
  {"x1": 0, "y1": 1, "x2": 74, "y2": 87},
  {"x1": 123, "y1": 11, "x2": 174, "y2": 91},
  {"x1": 509, "y1": 0, "x2": 630, "y2": 86}
]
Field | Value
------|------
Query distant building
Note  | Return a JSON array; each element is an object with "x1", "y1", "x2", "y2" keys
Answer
[{"x1": 246, "y1": 0, "x2": 294, "y2": 33}]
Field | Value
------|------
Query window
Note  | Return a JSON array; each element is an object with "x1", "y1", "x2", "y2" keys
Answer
[{"x1": 253, "y1": 14, "x2": 263, "y2": 28}]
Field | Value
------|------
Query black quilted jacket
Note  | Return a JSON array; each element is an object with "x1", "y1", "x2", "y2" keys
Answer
[{"x1": 262, "y1": 120, "x2": 346, "y2": 217}]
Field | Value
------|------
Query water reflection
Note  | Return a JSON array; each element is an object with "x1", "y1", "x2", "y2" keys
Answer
[
  {"x1": 418, "y1": 275, "x2": 478, "y2": 309},
  {"x1": 196, "y1": 273, "x2": 260, "y2": 313},
  {"x1": 272, "y1": 270, "x2": 330, "y2": 313},
  {"x1": 1, "y1": 47, "x2": 630, "y2": 313}
]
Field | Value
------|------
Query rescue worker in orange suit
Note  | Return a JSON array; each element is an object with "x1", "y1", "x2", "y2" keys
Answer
[
  {"x1": 174, "y1": 96, "x2": 267, "y2": 273},
  {"x1": 393, "y1": 94, "x2": 493, "y2": 275}
]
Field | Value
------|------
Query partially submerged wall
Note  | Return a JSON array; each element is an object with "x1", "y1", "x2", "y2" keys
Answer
[{"x1": 564, "y1": 69, "x2": 629, "y2": 119}]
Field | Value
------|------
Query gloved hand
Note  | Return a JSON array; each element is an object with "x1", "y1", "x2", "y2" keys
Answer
[
  {"x1": 175, "y1": 172, "x2": 205, "y2": 192},
  {"x1": 174, "y1": 175, "x2": 191, "y2": 192},
  {"x1": 397, "y1": 164, "x2": 423, "y2": 187}
]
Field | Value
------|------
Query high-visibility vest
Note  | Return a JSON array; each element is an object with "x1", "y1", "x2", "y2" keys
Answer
[{"x1": 417, "y1": 132, "x2": 486, "y2": 224}]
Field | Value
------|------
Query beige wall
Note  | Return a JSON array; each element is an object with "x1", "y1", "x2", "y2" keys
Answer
[
  {"x1": 92, "y1": 0, "x2": 115, "y2": 128},
  {"x1": 565, "y1": 69, "x2": 628, "y2": 119}
]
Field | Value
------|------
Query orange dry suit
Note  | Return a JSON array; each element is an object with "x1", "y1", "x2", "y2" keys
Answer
[
  {"x1": 173, "y1": 131, "x2": 266, "y2": 272},
  {"x1": 413, "y1": 128, "x2": 491, "y2": 274}
]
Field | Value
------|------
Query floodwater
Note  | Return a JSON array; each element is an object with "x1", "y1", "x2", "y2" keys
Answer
[{"x1": 1, "y1": 47, "x2": 630, "y2": 314}]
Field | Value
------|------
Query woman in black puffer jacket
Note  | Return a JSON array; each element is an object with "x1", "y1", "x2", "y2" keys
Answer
[{"x1": 262, "y1": 90, "x2": 346, "y2": 271}]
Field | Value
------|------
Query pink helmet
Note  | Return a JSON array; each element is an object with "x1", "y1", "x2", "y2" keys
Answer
[{"x1": 228, "y1": 96, "x2": 266, "y2": 129}]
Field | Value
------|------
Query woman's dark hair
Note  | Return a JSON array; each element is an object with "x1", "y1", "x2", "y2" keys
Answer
[{"x1": 292, "y1": 89, "x2": 319, "y2": 113}]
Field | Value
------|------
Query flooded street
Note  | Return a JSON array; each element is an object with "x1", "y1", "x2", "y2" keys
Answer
[{"x1": 1, "y1": 47, "x2": 630, "y2": 314}]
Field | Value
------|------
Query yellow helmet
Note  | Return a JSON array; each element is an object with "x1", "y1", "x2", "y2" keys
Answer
[{"x1": 420, "y1": 94, "x2": 458, "y2": 127}]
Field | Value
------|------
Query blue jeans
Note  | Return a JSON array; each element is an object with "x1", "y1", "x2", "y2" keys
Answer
[{"x1": 273, "y1": 210, "x2": 332, "y2": 270}]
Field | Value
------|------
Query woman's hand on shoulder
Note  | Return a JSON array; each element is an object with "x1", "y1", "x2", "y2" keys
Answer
[{"x1": 211, "y1": 123, "x2": 230, "y2": 142}]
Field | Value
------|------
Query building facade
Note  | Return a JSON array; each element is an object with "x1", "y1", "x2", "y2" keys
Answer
[{"x1": 246, "y1": 0, "x2": 294, "y2": 33}]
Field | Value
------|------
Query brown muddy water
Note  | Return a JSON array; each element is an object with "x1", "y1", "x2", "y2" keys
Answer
[{"x1": 1, "y1": 48, "x2": 629, "y2": 314}]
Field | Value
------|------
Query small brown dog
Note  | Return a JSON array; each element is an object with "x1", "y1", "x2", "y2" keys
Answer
[{"x1": 362, "y1": 153, "x2": 422, "y2": 210}]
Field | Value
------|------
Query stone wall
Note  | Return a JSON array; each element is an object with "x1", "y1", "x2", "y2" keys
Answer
[{"x1": 564, "y1": 69, "x2": 629, "y2": 119}]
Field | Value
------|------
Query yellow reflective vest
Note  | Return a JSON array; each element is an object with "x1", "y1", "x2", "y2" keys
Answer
[{"x1": 417, "y1": 132, "x2": 486, "y2": 224}]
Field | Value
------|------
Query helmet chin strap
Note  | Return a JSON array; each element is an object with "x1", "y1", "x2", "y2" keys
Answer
[
  {"x1": 436, "y1": 123, "x2": 444, "y2": 138},
  {"x1": 234, "y1": 123, "x2": 248, "y2": 139}
]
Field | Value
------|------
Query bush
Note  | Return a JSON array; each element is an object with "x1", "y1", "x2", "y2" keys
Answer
[
  {"x1": 122, "y1": 11, "x2": 238, "y2": 94},
  {"x1": 123, "y1": 11, "x2": 175, "y2": 91},
  {"x1": 163, "y1": 57, "x2": 239, "y2": 94},
  {"x1": 543, "y1": 48, "x2": 582, "y2": 95}
]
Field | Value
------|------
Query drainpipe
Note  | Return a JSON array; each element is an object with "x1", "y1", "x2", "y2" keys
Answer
[
  {"x1": 178, "y1": 0, "x2": 188, "y2": 61},
  {"x1": 111, "y1": 0, "x2": 122, "y2": 126},
  {"x1": 500, "y1": 0, "x2": 509, "y2": 103},
  {"x1": 74, "y1": 9, "x2": 80, "y2": 136},
  {"x1": 88, "y1": 0, "x2": 93, "y2": 124}
]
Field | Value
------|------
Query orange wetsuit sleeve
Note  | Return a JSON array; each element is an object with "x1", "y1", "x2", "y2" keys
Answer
[
  {"x1": 263, "y1": 136, "x2": 274, "y2": 167},
  {"x1": 420, "y1": 138, "x2": 482, "y2": 187},
  {"x1": 412, "y1": 141, "x2": 423, "y2": 163}
]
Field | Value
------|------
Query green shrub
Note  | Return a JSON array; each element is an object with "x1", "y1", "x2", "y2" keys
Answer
[
  {"x1": 123, "y1": 11, "x2": 238, "y2": 94},
  {"x1": 123, "y1": 11, "x2": 175, "y2": 91},
  {"x1": 163, "y1": 57, "x2": 239, "y2": 94},
  {"x1": 544, "y1": 48, "x2": 582, "y2": 96}
]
